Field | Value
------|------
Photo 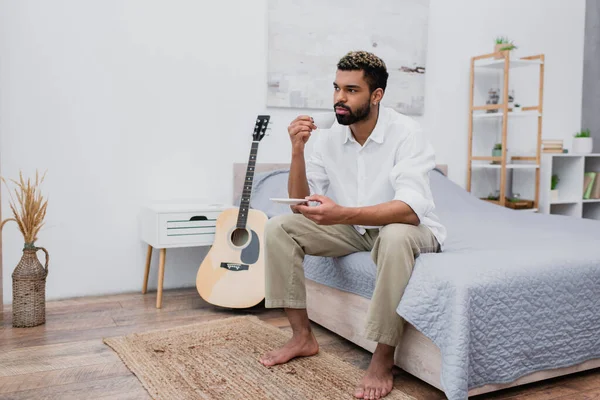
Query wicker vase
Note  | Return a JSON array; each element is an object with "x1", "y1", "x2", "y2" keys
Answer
[{"x1": 12, "y1": 243, "x2": 49, "y2": 328}]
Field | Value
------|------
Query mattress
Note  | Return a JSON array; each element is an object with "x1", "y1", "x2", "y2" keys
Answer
[{"x1": 247, "y1": 168, "x2": 600, "y2": 400}]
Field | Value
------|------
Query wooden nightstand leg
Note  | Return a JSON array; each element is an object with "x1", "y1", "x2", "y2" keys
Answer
[
  {"x1": 156, "y1": 248, "x2": 166, "y2": 309},
  {"x1": 142, "y1": 245, "x2": 152, "y2": 294}
]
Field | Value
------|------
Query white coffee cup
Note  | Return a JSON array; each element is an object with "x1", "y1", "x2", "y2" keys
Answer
[{"x1": 311, "y1": 112, "x2": 336, "y2": 129}]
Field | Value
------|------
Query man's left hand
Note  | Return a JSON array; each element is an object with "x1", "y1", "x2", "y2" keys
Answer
[{"x1": 294, "y1": 195, "x2": 348, "y2": 225}]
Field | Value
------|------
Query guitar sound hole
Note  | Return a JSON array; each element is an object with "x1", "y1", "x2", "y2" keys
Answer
[{"x1": 231, "y1": 228, "x2": 249, "y2": 247}]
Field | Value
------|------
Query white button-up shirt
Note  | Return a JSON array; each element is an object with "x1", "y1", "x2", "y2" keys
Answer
[{"x1": 306, "y1": 106, "x2": 447, "y2": 248}]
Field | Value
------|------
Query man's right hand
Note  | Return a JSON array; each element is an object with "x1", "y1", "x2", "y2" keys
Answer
[{"x1": 288, "y1": 116, "x2": 317, "y2": 154}]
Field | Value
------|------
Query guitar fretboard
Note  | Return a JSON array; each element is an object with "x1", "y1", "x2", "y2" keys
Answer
[{"x1": 236, "y1": 141, "x2": 259, "y2": 229}]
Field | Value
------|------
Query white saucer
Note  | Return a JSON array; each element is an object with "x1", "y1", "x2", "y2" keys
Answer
[{"x1": 270, "y1": 198, "x2": 308, "y2": 205}]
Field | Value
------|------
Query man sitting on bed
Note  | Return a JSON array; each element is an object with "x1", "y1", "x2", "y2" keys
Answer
[{"x1": 259, "y1": 50, "x2": 446, "y2": 399}]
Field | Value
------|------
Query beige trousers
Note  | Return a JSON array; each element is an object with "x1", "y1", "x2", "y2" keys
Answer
[{"x1": 264, "y1": 214, "x2": 440, "y2": 347}]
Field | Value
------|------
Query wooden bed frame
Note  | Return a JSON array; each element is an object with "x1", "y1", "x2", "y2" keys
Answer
[{"x1": 233, "y1": 163, "x2": 600, "y2": 397}]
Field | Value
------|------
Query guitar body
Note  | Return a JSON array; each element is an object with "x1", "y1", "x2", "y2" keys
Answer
[{"x1": 196, "y1": 207, "x2": 268, "y2": 308}]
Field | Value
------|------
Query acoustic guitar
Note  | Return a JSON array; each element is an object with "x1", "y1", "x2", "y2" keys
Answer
[{"x1": 196, "y1": 115, "x2": 270, "y2": 308}]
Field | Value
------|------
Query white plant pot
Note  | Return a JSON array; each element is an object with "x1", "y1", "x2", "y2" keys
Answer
[
  {"x1": 572, "y1": 137, "x2": 593, "y2": 154},
  {"x1": 512, "y1": 107, "x2": 522, "y2": 113},
  {"x1": 551, "y1": 189, "x2": 559, "y2": 203}
]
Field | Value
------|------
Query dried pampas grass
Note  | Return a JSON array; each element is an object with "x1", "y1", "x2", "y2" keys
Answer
[{"x1": 1, "y1": 170, "x2": 48, "y2": 245}]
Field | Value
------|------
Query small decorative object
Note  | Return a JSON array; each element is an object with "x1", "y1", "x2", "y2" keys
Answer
[
  {"x1": 551, "y1": 174, "x2": 560, "y2": 202},
  {"x1": 505, "y1": 196, "x2": 535, "y2": 209},
  {"x1": 572, "y1": 129, "x2": 593, "y2": 154},
  {"x1": 492, "y1": 143, "x2": 502, "y2": 163},
  {"x1": 494, "y1": 36, "x2": 518, "y2": 59},
  {"x1": 508, "y1": 89, "x2": 515, "y2": 106},
  {"x1": 513, "y1": 103, "x2": 522, "y2": 112},
  {"x1": 1, "y1": 170, "x2": 49, "y2": 328},
  {"x1": 483, "y1": 190, "x2": 500, "y2": 202},
  {"x1": 486, "y1": 88, "x2": 500, "y2": 113}
]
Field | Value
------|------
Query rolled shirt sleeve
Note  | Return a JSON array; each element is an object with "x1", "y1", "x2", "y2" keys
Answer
[
  {"x1": 389, "y1": 125, "x2": 436, "y2": 224},
  {"x1": 305, "y1": 133, "x2": 330, "y2": 196}
]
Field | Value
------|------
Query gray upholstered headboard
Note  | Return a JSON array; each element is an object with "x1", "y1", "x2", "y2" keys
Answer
[{"x1": 233, "y1": 163, "x2": 448, "y2": 203}]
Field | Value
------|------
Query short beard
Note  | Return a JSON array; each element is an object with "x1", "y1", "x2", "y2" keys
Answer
[{"x1": 334, "y1": 101, "x2": 371, "y2": 125}]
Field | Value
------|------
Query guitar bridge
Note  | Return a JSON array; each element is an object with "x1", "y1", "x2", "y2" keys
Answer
[{"x1": 220, "y1": 262, "x2": 249, "y2": 271}]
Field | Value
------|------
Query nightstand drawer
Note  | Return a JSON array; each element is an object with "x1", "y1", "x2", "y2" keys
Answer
[
  {"x1": 158, "y1": 212, "x2": 219, "y2": 246},
  {"x1": 140, "y1": 203, "x2": 232, "y2": 248},
  {"x1": 166, "y1": 220, "x2": 216, "y2": 229},
  {"x1": 160, "y1": 231, "x2": 215, "y2": 246},
  {"x1": 160, "y1": 211, "x2": 222, "y2": 224}
]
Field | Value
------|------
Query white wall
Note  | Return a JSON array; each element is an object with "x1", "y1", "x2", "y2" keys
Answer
[
  {"x1": 0, "y1": 0, "x2": 586, "y2": 303},
  {"x1": 425, "y1": 0, "x2": 587, "y2": 200}
]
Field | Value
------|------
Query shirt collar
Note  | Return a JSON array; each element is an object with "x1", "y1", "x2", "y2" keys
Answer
[
  {"x1": 343, "y1": 127, "x2": 354, "y2": 144},
  {"x1": 342, "y1": 106, "x2": 386, "y2": 144}
]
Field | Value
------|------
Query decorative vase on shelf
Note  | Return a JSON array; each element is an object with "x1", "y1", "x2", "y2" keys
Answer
[
  {"x1": 572, "y1": 138, "x2": 593, "y2": 154},
  {"x1": 491, "y1": 144, "x2": 502, "y2": 164},
  {"x1": 485, "y1": 89, "x2": 500, "y2": 113},
  {"x1": 493, "y1": 37, "x2": 517, "y2": 59},
  {"x1": 12, "y1": 243, "x2": 49, "y2": 328},
  {"x1": 550, "y1": 174, "x2": 560, "y2": 203},
  {"x1": 572, "y1": 129, "x2": 593, "y2": 154},
  {"x1": 494, "y1": 44, "x2": 507, "y2": 59}
]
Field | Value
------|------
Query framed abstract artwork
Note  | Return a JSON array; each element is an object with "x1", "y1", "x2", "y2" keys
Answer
[{"x1": 267, "y1": 0, "x2": 430, "y2": 115}]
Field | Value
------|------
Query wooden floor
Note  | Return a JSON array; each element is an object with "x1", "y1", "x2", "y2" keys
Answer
[{"x1": 0, "y1": 288, "x2": 599, "y2": 400}]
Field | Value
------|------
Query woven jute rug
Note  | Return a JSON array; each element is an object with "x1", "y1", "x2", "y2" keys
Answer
[{"x1": 103, "y1": 315, "x2": 415, "y2": 400}]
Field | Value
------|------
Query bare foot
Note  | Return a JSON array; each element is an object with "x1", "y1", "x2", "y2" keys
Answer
[
  {"x1": 259, "y1": 330, "x2": 319, "y2": 367},
  {"x1": 355, "y1": 344, "x2": 395, "y2": 399}
]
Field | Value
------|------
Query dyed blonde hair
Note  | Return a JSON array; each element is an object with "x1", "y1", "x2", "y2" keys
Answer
[{"x1": 337, "y1": 51, "x2": 388, "y2": 93}]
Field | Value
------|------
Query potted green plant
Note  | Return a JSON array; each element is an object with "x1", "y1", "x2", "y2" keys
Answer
[
  {"x1": 551, "y1": 174, "x2": 559, "y2": 202},
  {"x1": 491, "y1": 143, "x2": 502, "y2": 163},
  {"x1": 483, "y1": 190, "x2": 500, "y2": 202},
  {"x1": 572, "y1": 129, "x2": 593, "y2": 154},
  {"x1": 494, "y1": 36, "x2": 518, "y2": 59},
  {"x1": 512, "y1": 103, "x2": 522, "y2": 113}
]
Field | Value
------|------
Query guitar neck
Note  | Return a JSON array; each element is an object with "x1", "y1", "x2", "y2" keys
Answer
[{"x1": 236, "y1": 141, "x2": 260, "y2": 229}]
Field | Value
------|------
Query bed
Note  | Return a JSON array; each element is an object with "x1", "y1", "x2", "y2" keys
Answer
[{"x1": 233, "y1": 163, "x2": 600, "y2": 400}]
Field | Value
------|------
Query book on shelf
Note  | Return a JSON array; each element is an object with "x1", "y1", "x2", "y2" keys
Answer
[
  {"x1": 542, "y1": 139, "x2": 564, "y2": 153},
  {"x1": 583, "y1": 172, "x2": 597, "y2": 199},
  {"x1": 542, "y1": 139, "x2": 563, "y2": 145},
  {"x1": 589, "y1": 172, "x2": 600, "y2": 199}
]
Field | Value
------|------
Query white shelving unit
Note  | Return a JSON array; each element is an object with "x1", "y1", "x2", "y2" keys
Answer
[{"x1": 539, "y1": 153, "x2": 600, "y2": 219}]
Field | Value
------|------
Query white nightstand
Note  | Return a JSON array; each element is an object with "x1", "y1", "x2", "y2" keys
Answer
[{"x1": 139, "y1": 202, "x2": 234, "y2": 308}]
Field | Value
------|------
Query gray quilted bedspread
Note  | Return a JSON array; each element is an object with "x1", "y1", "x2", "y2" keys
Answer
[{"x1": 247, "y1": 168, "x2": 600, "y2": 400}]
